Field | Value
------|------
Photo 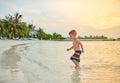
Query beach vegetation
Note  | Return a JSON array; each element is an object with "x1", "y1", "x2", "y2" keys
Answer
[{"x1": 0, "y1": 13, "x2": 64, "y2": 40}]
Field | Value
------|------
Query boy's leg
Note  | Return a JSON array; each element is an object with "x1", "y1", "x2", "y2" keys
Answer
[{"x1": 72, "y1": 60, "x2": 79, "y2": 68}]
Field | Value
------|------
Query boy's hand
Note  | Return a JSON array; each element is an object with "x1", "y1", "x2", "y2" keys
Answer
[{"x1": 66, "y1": 49, "x2": 70, "y2": 51}]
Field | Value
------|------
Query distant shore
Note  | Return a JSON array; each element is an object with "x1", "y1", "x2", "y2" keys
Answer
[
  {"x1": 53, "y1": 38, "x2": 120, "y2": 41},
  {"x1": 0, "y1": 38, "x2": 120, "y2": 41}
]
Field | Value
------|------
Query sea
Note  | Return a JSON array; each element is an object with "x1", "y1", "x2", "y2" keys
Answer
[{"x1": 0, "y1": 40, "x2": 120, "y2": 83}]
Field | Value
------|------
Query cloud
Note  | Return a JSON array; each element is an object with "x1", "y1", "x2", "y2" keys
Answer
[{"x1": 45, "y1": 0, "x2": 120, "y2": 29}]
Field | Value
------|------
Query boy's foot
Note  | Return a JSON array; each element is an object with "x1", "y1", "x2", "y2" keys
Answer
[{"x1": 75, "y1": 65, "x2": 79, "y2": 69}]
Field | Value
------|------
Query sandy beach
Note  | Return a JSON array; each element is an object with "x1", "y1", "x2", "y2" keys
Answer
[{"x1": 0, "y1": 40, "x2": 120, "y2": 83}]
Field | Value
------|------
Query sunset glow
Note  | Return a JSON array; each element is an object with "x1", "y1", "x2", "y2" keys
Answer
[{"x1": 0, "y1": 0, "x2": 120, "y2": 38}]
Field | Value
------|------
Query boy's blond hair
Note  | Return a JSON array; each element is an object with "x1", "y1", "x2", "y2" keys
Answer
[{"x1": 69, "y1": 29, "x2": 77, "y2": 35}]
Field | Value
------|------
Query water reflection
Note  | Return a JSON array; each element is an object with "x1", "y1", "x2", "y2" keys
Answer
[{"x1": 71, "y1": 68, "x2": 81, "y2": 83}]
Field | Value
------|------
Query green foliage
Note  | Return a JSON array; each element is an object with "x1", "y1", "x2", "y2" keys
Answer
[
  {"x1": 52, "y1": 32, "x2": 62, "y2": 39},
  {"x1": 0, "y1": 12, "x2": 24, "y2": 39},
  {"x1": 37, "y1": 28, "x2": 46, "y2": 40},
  {"x1": 0, "y1": 12, "x2": 65, "y2": 40},
  {"x1": 45, "y1": 34, "x2": 52, "y2": 40},
  {"x1": 37, "y1": 29, "x2": 64, "y2": 40},
  {"x1": 0, "y1": 12, "x2": 37, "y2": 39}
]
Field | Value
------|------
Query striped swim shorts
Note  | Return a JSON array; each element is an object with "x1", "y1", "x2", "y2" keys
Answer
[{"x1": 70, "y1": 50, "x2": 81, "y2": 62}]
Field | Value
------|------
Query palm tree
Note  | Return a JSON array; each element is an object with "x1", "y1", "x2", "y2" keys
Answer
[
  {"x1": 53, "y1": 32, "x2": 62, "y2": 39},
  {"x1": 37, "y1": 28, "x2": 45, "y2": 40},
  {"x1": 12, "y1": 12, "x2": 22, "y2": 39},
  {"x1": 28, "y1": 24, "x2": 35, "y2": 32},
  {"x1": 17, "y1": 22, "x2": 29, "y2": 38},
  {"x1": 0, "y1": 21, "x2": 4, "y2": 39},
  {"x1": 14, "y1": 12, "x2": 22, "y2": 24},
  {"x1": 28, "y1": 24, "x2": 36, "y2": 38},
  {"x1": 5, "y1": 13, "x2": 22, "y2": 39},
  {"x1": 9, "y1": 24, "x2": 15, "y2": 39}
]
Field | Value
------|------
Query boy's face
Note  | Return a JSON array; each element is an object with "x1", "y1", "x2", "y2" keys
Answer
[{"x1": 69, "y1": 34, "x2": 76, "y2": 39}]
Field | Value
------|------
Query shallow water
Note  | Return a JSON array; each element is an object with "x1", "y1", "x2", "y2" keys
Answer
[{"x1": 0, "y1": 40, "x2": 120, "y2": 83}]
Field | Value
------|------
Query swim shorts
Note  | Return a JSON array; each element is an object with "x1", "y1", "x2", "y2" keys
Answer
[{"x1": 70, "y1": 50, "x2": 81, "y2": 62}]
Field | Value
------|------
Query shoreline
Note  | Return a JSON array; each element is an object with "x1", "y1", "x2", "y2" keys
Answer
[
  {"x1": 0, "y1": 39, "x2": 120, "y2": 41},
  {"x1": 52, "y1": 39, "x2": 120, "y2": 41},
  {"x1": 0, "y1": 40, "x2": 33, "y2": 55}
]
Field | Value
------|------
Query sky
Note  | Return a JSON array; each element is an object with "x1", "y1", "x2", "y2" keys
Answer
[{"x1": 0, "y1": 0, "x2": 120, "y2": 38}]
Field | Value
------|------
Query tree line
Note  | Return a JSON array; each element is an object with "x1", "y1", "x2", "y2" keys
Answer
[
  {"x1": 0, "y1": 12, "x2": 109, "y2": 40},
  {"x1": 0, "y1": 13, "x2": 64, "y2": 40},
  {"x1": 78, "y1": 35, "x2": 108, "y2": 39}
]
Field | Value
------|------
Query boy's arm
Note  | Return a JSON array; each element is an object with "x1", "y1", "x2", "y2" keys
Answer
[
  {"x1": 78, "y1": 40, "x2": 84, "y2": 53},
  {"x1": 67, "y1": 46, "x2": 73, "y2": 51}
]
